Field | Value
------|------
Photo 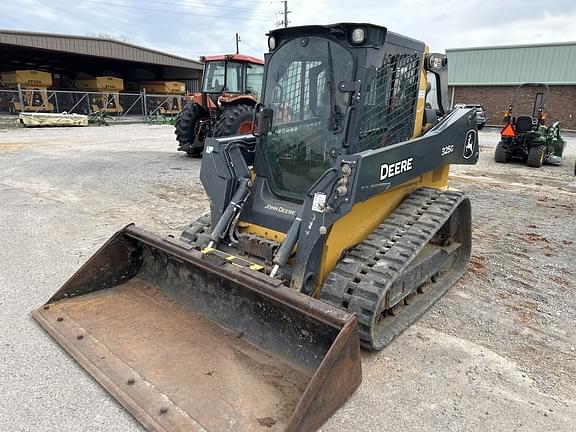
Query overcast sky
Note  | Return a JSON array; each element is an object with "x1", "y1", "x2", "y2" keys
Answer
[{"x1": 2, "y1": 0, "x2": 576, "y2": 60}]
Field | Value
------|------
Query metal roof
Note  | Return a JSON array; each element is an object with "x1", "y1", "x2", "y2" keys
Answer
[
  {"x1": 446, "y1": 42, "x2": 576, "y2": 86},
  {"x1": 0, "y1": 29, "x2": 203, "y2": 70},
  {"x1": 201, "y1": 54, "x2": 264, "y2": 65}
]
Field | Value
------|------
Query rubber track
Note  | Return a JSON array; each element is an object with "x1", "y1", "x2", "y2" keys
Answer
[
  {"x1": 180, "y1": 213, "x2": 211, "y2": 246},
  {"x1": 320, "y1": 187, "x2": 466, "y2": 350}
]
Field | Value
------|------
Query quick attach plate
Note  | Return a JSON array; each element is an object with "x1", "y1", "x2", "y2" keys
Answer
[{"x1": 200, "y1": 246, "x2": 264, "y2": 272}]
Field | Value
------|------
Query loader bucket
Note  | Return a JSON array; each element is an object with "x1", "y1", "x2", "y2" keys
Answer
[{"x1": 32, "y1": 225, "x2": 361, "y2": 432}]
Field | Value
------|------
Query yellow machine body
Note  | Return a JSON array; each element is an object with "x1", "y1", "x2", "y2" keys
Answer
[
  {"x1": 139, "y1": 81, "x2": 186, "y2": 115},
  {"x1": 139, "y1": 81, "x2": 186, "y2": 95},
  {"x1": 75, "y1": 76, "x2": 124, "y2": 114},
  {"x1": 0, "y1": 70, "x2": 54, "y2": 113},
  {"x1": 1, "y1": 70, "x2": 53, "y2": 88},
  {"x1": 237, "y1": 55, "x2": 450, "y2": 293},
  {"x1": 75, "y1": 76, "x2": 124, "y2": 92}
]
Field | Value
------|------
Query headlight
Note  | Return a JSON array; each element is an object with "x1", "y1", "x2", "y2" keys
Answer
[
  {"x1": 268, "y1": 36, "x2": 276, "y2": 50},
  {"x1": 428, "y1": 55, "x2": 447, "y2": 69},
  {"x1": 351, "y1": 28, "x2": 365, "y2": 45},
  {"x1": 428, "y1": 55, "x2": 439, "y2": 68}
]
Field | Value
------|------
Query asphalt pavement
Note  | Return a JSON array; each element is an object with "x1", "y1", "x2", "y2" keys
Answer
[{"x1": 1, "y1": 124, "x2": 574, "y2": 432}]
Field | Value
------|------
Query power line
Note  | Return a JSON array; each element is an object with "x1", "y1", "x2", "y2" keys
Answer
[
  {"x1": 157, "y1": 0, "x2": 276, "y2": 4},
  {"x1": 162, "y1": 49, "x2": 230, "y2": 53},
  {"x1": 201, "y1": 0, "x2": 277, "y2": 4},
  {"x1": 127, "y1": 0, "x2": 277, "y2": 15},
  {"x1": 240, "y1": 39, "x2": 261, "y2": 52},
  {"x1": 76, "y1": 0, "x2": 277, "y2": 21}
]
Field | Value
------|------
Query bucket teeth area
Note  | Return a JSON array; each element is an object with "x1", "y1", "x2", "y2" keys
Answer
[
  {"x1": 33, "y1": 226, "x2": 361, "y2": 432},
  {"x1": 36, "y1": 280, "x2": 309, "y2": 431}
]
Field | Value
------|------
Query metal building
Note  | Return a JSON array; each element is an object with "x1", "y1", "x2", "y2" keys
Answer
[
  {"x1": 447, "y1": 42, "x2": 576, "y2": 128},
  {"x1": 0, "y1": 30, "x2": 203, "y2": 92}
]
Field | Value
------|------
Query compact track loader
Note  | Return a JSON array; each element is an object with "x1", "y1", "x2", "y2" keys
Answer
[{"x1": 33, "y1": 23, "x2": 479, "y2": 432}]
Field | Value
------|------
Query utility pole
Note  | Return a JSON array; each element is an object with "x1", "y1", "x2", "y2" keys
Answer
[
  {"x1": 278, "y1": 1, "x2": 291, "y2": 28},
  {"x1": 235, "y1": 33, "x2": 240, "y2": 54}
]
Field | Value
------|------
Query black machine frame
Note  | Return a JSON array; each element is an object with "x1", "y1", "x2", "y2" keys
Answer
[{"x1": 199, "y1": 23, "x2": 479, "y2": 291}]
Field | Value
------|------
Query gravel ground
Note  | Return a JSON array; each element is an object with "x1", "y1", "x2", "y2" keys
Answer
[{"x1": 0, "y1": 124, "x2": 574, "y2": 431}]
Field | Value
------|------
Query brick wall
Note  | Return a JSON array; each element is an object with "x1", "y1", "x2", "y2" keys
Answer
[{"x1": 449, "y1": 85, "x2": 576, "y2": 130}]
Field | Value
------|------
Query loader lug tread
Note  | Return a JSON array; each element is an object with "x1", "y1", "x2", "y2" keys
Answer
[
  {"x1": 321, "y1": 187, "x2": 472, "y2": 351},
  {"x1": 180, "y1": 213, "x2": 211, "y2": 246}
]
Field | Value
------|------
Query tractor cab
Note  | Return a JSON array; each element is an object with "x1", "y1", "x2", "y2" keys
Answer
[
  {"x1": 258, "y1": 34, "x2": 354, "y2": 201},
  {"x1": 199, "y1": 54, "x2": 264, "y2": 103},
  {"x1": 175, "y1": 54, "x2": 264, "y2": 157}
]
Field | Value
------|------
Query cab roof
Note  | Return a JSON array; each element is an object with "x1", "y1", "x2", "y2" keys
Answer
[{"x1": 200, "y1": 54, "x2": 264, "y2": 65}]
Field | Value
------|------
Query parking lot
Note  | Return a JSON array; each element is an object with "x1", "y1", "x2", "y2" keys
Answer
[{"x1": 0, "y1": 124, "x2": 575, "y2": 431}]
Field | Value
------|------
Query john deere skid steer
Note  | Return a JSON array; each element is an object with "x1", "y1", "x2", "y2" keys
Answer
[{"x1": 33, "y1": 23, "x2": 479, "y2": 431}]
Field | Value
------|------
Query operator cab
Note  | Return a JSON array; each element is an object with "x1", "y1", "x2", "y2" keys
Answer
[
  {"x1": 259, "y1": 35, "x2": 354, "y2": 201},
  {"x1": 201, "y1": 23, "x2": 450, "y2": 235},
  {"x1": 244, "y1": 23, "x2": 426, "y2": 230}
]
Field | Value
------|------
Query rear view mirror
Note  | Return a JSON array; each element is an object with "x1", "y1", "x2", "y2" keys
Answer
[{"x1": 258, "y1": 108, "x2": 274, "y2": 135}]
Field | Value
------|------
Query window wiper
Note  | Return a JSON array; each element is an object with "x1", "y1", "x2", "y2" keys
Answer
[{"x1": 326, "y1": 42, "x2": 343, "y2": 132}]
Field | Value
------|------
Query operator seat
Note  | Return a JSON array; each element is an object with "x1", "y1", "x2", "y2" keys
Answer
[{"x1": 514, "y1": 115, "x2": 534, "y2": 134}]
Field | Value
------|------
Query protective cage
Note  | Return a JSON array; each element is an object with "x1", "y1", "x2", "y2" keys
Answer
[
  {"x1": 357, "y1": 51, "x2": 421, "y2": 151},
  {"x1": 32, "y1": 225, "x2": 362, "y2": 432}
]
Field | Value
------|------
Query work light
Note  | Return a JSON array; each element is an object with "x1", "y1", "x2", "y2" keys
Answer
[{"x1": 351, "y1": 28, "x2": 365, "y2": 45}]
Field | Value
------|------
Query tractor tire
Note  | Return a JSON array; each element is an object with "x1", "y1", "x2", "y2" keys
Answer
[
  {"x1": 494, "y1": 141, "x2": 509, "y2": 163},
  {"x1": 174, "y1": 103, "x2": 207, "y2": 158},
  {"x1": 214, "y1": 104, "x2": 255, "y2": 137},
  {"x1": 527, "y1": 145, "x2": 545, "y2": 168}
]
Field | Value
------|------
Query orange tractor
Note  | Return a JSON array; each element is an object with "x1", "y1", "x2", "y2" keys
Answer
[{"x1": 175, "y1": 54, "x2": 264, "y2": 157}]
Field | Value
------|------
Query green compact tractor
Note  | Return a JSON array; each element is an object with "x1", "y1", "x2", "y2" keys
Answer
[{"x1": 495, "y1": 83, "x2": 565, "y2": 167}]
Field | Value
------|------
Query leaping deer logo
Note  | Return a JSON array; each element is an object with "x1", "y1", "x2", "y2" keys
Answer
[{"x1": 463, "y1": 130, "x2": 476, "y2": 159}]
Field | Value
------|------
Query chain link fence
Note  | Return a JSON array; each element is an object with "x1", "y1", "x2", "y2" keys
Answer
[
  {"x1": 0, "y1": 87, "x2": 187, "y2": 123},
  {"x1": 0, "y1": 89, "x2": 21, "y2": 114}
]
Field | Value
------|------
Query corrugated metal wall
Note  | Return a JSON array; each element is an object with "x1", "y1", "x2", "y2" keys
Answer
[
  {"x1": 447, "y1": 43, "x2": 576, "y2": 85},
  {"x1": 0, "y1": 30, "x2": 202, "y2": 70}
]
